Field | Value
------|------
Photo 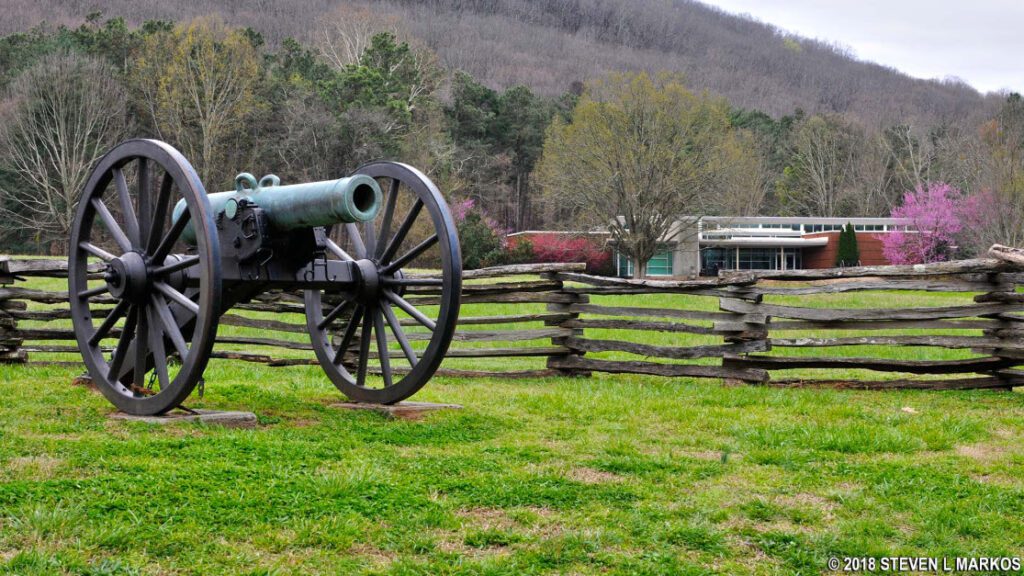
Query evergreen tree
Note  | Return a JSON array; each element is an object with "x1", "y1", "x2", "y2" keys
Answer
[{"x1": 836, "y1": 222, "x2": 860, "y2": 267}]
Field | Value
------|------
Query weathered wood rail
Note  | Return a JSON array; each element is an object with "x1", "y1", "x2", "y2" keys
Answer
[{"x1": 3, "y1": 245, "x2": 1024, "y2": 390}]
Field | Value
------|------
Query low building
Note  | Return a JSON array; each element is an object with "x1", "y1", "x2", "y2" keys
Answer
[{"x1": 613, "y1": 216, "x2": 907, "y2": 277}]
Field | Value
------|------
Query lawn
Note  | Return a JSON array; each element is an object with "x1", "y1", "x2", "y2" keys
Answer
[{"x1": 2, "y1": 276, "x2": 1024, "y2": 574}]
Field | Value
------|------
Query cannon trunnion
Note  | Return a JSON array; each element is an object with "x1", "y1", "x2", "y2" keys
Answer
[{"x1": 69, "y1": 139, "x2": 461, "y2": 415}]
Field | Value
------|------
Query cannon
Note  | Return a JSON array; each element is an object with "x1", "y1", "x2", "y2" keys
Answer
[{"x1": 68, "y1": 139, "x2": 461, "y2": 415}]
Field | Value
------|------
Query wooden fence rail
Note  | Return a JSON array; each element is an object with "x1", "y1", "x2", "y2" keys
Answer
[{"x1": 3, "y1": 245, "x2": 1024, "y2": 390}]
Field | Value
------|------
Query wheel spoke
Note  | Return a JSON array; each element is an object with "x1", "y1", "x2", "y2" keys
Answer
[
  {"x1": 137, "y1": 158, "x2": 152, "y2": 251},
  {"x1": 153, "y1": 255, "x2": 199, "y2": 276},
  {"x1": 375, "y1": 179, "x2": 399, "y2": 260},
  {"x1": 382, "y1": 234, "x2": 438, "y2": 275},
  {"x1": 78, "y1": 284, "x2": 109, "y2": 300},
  {"x1": 108, "y1": 305, "x2": 138, "y2": 382},
  {"x1": 382, "y1": 301, "x2": 417, "y2": 367},
  {"x1": 147, "y1": 304, "x2": 169, "y2": 391},
  {"x1": 89, "y1": 299, "x2": 129, "y2": 346},
  {"x1": 79, "y1": 241, "x2": 116, "y2": 262},
  {"x1": 332, "y1": 304, "x2": 363, "y2": 365},
  {"x1": 364, "y1": 216, "x2": 377, "y2": 261},
  {"x1": 154, "y1": 282, "x2": 199, "y2": 315},
  {"x1": 92, "y1": 198, "x2": 132, "y2": 253},
  {"x1": 345, "y1": 223, "x2": 367, "y2": 259},
  {"x1": 114, "y1": 168, "x2": 141, "y2": 249},
  {"x1": 152, "y1": 294, "x2": 188, "y2": 360},
  {"x1": 383, "y1": 289, "x2": 436, "y2": 331},
  {"x1": 326, "y1": 239, "x2": 354, "y2": 261},
  {"x1": 147, "y1": 172, "x2": 174, "y2": 255},
  {"x1": 380, "y1": 199, "x2": 423, "y2": 265},
  {"x1": 373, "y1": 306, "x2": 392, "y2": 388},
  {"x1": 356, "y1": 305, "x2": 373, "y2": 388},
  {"x1": 152, "y1": 209, "x2": 190, "y2": 263},
  {"x1": 133, "y1": 302, "x2": 150, "y2": 389},
  {"x1": 318, "y1": 299, "x2": 352, "y2": 330}
]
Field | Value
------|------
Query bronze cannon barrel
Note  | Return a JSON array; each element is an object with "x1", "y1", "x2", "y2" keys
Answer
[{"x1": 174, "y1": 172, "x2": 382, "y2": 243}]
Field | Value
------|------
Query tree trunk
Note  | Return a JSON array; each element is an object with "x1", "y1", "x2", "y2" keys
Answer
[{"x1": 633, "y1": 256, "x2": 647, "y2": 279}]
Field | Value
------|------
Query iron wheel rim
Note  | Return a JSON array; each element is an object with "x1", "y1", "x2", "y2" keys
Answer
[
  {"x1": 304, "y1": 161, "x2": 461, "y2": 404},
  {"x1": 68, "y1": 139, "x2": 221, "y2": 415}
]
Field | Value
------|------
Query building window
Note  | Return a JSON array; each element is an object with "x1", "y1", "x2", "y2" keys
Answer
[
  {"x1": 701, "y1": 247, "x2": 802, "y2": 275},
  {"x1": 616, "y1": 249, "x2": 674, "y2": 277}
]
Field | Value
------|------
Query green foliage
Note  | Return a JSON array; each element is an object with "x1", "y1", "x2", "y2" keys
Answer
[
  {"x1": 836, "y1": 222, "x2": 860, "y2": 266},
  {"x1": 325, "y1": 33, "x2": 424, "y2": 120},
  {"x1": 274, "y1": 37, "x2": 333, "y2": 89},
  {"x1": 447, "y1": 71, "x2": 501, "y2": 143},
  {"x1": 0, "y1": 27, "x2": 61, "y2": 88},
  {"x1": 445, "y1": 72, "x2": 564, "y2": 229},
  {"x1": 457, "y1": 212, "x2": 507, "y2": 270}
]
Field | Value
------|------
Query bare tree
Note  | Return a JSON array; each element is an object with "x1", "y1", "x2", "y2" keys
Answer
[
  {"x1": 131, "y1": 16, "x2": 261, "y2": 187},
  {"x1": 778, "y1": 115, "x2": 860, "y2": 216},
  {"x1": 316, "y1": 5, "x2": 400, "y2": 70},
  {"x1": 971, "y1": 94, "x2": 1024, "y2": 251},
  {"x1": 715, "y1": 130, "x2": 771, "y2": 216},
  {"x1": 0, "y1": 52, "x2": 126, "y2": 253},
  {"x1": 537, "y1": 72, "x2": 735, "y2": 277}
]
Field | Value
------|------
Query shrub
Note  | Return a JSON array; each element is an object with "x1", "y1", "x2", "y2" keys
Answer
[
  {"x1": 453, "y1": 198, "x2": 532, "y2": 269},
  {"x1": 836, "y1": 222, "x2": 859, "y2": 266},
  {"x1": 528, "y1": 234, "x2": 613, "y2": 275}
]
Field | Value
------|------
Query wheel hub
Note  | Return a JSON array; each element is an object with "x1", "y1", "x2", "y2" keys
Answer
[
  {"x1": 353, "y1": 259, "x2": 382, "y2": 303},
  {"x1": 105, "y1": 251, "x2": 150, "y2": 303}
]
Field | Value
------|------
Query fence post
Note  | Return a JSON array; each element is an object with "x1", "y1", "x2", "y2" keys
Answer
[
  {"x1": 543, "y1": 272, "x2": 590, "y2": 377},
  {"x1": 0, "y1": 258, "x2": 27, "y2": 364},
  {"x1": 975, "y1": 270, "x2": 1024, "y2": 389},
  {"x1": 716, "y1": 292, "x2": 771, "y2": 386}
]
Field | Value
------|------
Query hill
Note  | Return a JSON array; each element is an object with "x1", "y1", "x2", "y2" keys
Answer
[{"x1": 0, "y1": 0, "x2": 998, "y2": 125}]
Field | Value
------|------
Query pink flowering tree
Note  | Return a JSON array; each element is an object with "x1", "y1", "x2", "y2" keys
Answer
[{"x1": 881, "y1": 182, "x2": 986, "y2": 264}]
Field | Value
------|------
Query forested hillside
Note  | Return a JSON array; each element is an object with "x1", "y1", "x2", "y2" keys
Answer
[
  {"x1": 0, "y1": 3, "x2": 1021, "y2": 263},
  {"x1": 0, "y1": 0, "x2": 998, "y2": 125}
]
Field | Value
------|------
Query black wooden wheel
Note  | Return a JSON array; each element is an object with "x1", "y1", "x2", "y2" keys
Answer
[
  {"x1": 304, "y1": 162, "x2": 461, "y2": 403},
  {"x1": 69, "y1": 139, "x2": 221, "y2": 415}
]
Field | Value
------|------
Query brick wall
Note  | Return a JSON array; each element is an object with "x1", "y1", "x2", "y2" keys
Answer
[{"x1": 802, "y1": 232, "x2": 890, "y2": 268}]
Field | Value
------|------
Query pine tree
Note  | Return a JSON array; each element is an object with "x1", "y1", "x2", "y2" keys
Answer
[{"x1": 836, "y1": 222, "x2": 860, "y2": 267}]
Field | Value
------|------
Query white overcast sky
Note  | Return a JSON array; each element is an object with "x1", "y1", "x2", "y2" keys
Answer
[{"x1": 700, "y1": 0, "x2": 1024, "y2": 94}]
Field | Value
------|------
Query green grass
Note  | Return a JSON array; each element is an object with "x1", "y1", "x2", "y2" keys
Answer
[{"x1": 3, "y1": 273, "x2": 1024, "y2": 574}]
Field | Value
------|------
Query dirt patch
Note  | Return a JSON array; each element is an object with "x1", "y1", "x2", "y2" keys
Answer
[
  {"x1": 955, "y1": 442, "x2": 1012, "y2": 463},
  {"x1": 456, "y1": 507, "x2": 517, "y2": 531},
  {"x1": 349, "y1": 543, "x2": 399, "y2": 566},
  {"x1": 776, "y1": 492, "x2": 835, "y2": 513},
  {"x1": 5, "y1": 455, "x2": 62, "y2": 479},
  {"x1": 567, "y1": 466, "x2": 622, "y2": 484},
  {"x1": 433, "y1": 509, "x2": 523, "y2": 558},
  {"x1": 435, "y1": 532, "x2": 514, "y2": 557},
  {"x1": 724, "y1": 534, "x2": 783, "y2": 572},
  {"x1": 456, "y1": 506, "x2": 565, "y2": 540},
  {"x1": 971, "y1": 472, "x2": 1019, "y2": 487}
]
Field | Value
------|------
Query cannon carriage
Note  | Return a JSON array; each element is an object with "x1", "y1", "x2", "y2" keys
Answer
[{"x1": 69, "y1": 139, "x2": 461, "y2": 415}]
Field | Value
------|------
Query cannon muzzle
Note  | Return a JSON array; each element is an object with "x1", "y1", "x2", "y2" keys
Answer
[{"x1": 174, "y1": 172, "x2": 382, "y2": 243}]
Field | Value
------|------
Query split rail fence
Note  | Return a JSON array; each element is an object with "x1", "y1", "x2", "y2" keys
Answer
[{"x1": 4, "y1": 245, "x2": 1024, "y2": 390}]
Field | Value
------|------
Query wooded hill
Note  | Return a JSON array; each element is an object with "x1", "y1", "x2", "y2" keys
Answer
[
  {"x1": 1, "y1": 2, "x2": 1019, "y2": 261},
  {"x1": 0, "y1": 0, "x2": 998, "y2": 127}
]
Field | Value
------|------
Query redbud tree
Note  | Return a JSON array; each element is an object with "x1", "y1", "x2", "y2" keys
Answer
[{"x1": 881, "y1": 182, "x2": 986, "y2": 265}]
